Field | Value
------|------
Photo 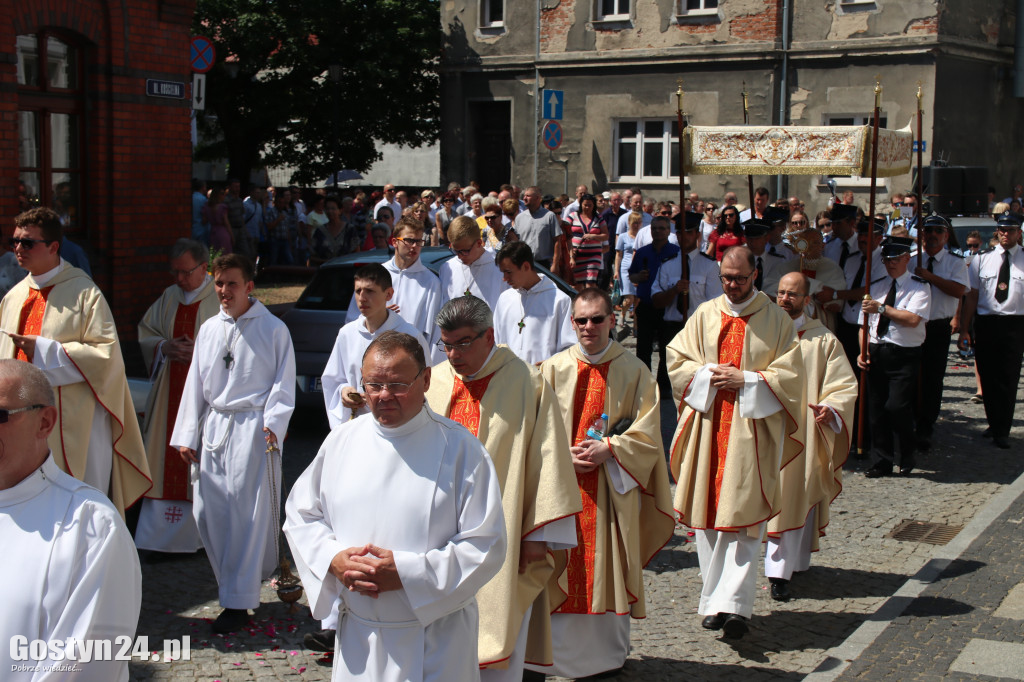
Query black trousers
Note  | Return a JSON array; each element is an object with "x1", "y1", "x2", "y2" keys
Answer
[
  {"x1": 916, "y1": 318, "x2": 953, "y2": 438},
  {"x1": 836, "y1": 316, "x2": 870, "y2": 452},
  {"x1": 974, "y1": 314, "x2": 1024, "y2": 438},
  {"x1": 868, "y1": 342, "x2": 922, "y2": 468},
  {"x1": 635, "y1": 301, "x2": 668, "y2": 388}
]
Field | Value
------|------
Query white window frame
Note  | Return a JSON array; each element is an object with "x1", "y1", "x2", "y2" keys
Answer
[
  {"x1": 677, "y1": 0, "x2": 719, "y2": 16},
  {"x1": 612, "y1": 118, "x2": 680, "y2": 183},
  {"x1": 596, "y1": 0, "x2": 631, "y2": 22},
  {"x1": 822, "y1": 113, "x2": 889, "y2": 189},
  {"x1": 480, "y1": 0, "x2": 504, "y2": 29},
  {"x1": 837, "y1": 0, "x2": 879, "y2": 14}
]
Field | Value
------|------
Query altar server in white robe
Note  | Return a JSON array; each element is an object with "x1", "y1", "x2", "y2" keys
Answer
[
  {"x1": 345, "y1": 218, "x2": 445, "y2": 363},
  {"x1": 0, "y1": 359, "x2": 141, "y2": 682},
  {"x1": 440, "y1": 216, "x2": 509, "y2": 310},
  {"x1": 170, "y1": 254, "x2": 296, "y2": 635},
  {"x1": 284, "y1": 331, "x2": 506, "y2": 682},
  {"x1": 493, "y1": 241, "x2": 575, "y2": 365},
  {"x1": 322, "y1": 263, "x2": 432, "y2": 429}
]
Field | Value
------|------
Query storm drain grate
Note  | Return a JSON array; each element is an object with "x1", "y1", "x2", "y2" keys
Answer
[{"x1": 885, "y1": 519, "x2": 963, "y2": 545}]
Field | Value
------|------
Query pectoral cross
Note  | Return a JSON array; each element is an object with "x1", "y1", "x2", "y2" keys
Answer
[
  {"x1": 464, "y1": 288, "x2": 472, "y2": 296},
  {"x1": 517, "y1": 318, "x2": 526, "y2": 334},
  {"x1": 223, "y1": 351, "x2": 234, "y2": 369}
]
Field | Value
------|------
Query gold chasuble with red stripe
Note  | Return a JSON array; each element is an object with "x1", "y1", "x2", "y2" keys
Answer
[
  {"x1": 448, "y1": 374, "x2": 494, "y2": 436},
  {"x1": 707, "y1": 313, "x2": 749, "y2": 528},
  {"x1": 15, "y1": 286, "x2": 53, "y2": 361}
]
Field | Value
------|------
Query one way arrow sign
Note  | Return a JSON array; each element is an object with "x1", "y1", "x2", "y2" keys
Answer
[
  {"x1": 192, "y1": 73, "x2": 206, "y2": 111},
  {"x1": 543, "y1": 89, "x2": 563, "y2": 121}
]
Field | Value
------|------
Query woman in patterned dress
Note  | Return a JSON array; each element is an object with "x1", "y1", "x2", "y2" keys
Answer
[{"x1": 568, "y1": 193, "x2": 608, "y2": 289}]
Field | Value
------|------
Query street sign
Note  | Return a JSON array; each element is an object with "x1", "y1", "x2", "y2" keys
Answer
[
  {"x1": 913, "y1": 140, "x2": 927, "y2": 153},
  {"x1": 542, "y1": 120, "x2": 562, "y2": 150},
  {"x1": 146, "y1": 79, "x2": 185, "y2": 99},
  {"x1": 192, "y1": 73, "x2": 206, "y2": 110},
  {"x1": 543, "y1": 89, "x2": 563, "y2": 121},
  {"x1": 190, "y1": 36, "x2": 216, "y2": 74}
]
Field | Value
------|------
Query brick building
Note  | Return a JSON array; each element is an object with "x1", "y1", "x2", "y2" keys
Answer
[
  {"x1": 440, "y1": 0, "x2": 1024, "y2": 211},
  {"x1": 4, "y1": 0, "x2": 195, "y2": 342}
]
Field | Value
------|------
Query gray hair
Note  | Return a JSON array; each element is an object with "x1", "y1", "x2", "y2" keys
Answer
[
  {"x1": 481, "y1": 196, "x2": 500, "y2": 211},
  {"x1": 170, "y1": 238, "x2": 208, "y2": 264},
  {"x1": 363, "y1": 331, "x2": 426, "y2": 372},
  {"x1": 436, "y1": 296, "x2": 493, "y2": 333},
  {"x1": 0, "y1": 360, "x2": 55, "y2": 407}
]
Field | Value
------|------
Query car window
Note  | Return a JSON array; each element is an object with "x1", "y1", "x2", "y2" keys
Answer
[{"x1": 296, "y1": 266, "x2": 356, "y2": 311}]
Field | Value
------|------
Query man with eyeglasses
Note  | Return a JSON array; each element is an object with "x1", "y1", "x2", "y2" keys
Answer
[
  {"x1": 345, "y1": 217, "x2": 445, "y2": 363},
  {"x1": 911, "y1": 215, "x2": 969, "y2": 451},
  {"x1": 888, "y1": 193, "x2": 920, "y2": 237},
  {"x1": 0, "y1": 207, "x2": 151, "y2": 517},
  {"x1": 959, "y1": 211, "x2": 1024, "y2": 450},
  {"x1": 652, "y1": 212, "x2": 722, "y2": 347},
  {"x1": 134, "y1": 239, "x2": 219, "y2": 558},
  {"x1": 374, "y1": 183, "x2": 401, "y2": 221},
  {"x1": 765, "y1": 218, "x2": 846, "y2": 330},
  {"x1": 285, "y1": 330, "x2": 506, "y2": 681},
  {"x1": 440, "y1": 216, "x2": 509, "y2": 311},
  {"x1": 425, "y1": 297, "x2": 581, "y2": 681},
  {"x1": 0, "y1": 359, "x2": 143, "y2": 682},
  {"x1": 525, "y1": 288, "x2": 674, "y2": 680},
  {"x1": 765, "y1": 273, "x2": 857, "y2": 603},
  {"x1": 665, "y1": 246, "x2": 803, "y2": 639},
  {"x1": 822, "y1": 203, "x2": 860, "y2": 269}
]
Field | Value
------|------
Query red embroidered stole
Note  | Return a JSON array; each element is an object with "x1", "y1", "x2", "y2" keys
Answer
[
  {"x1": 448, "y1": 374, "x2": 494, "y2": 437},
  {"x1": 15, "y1": 287, "x2": 54, "y2": 362},
  {"x1": 801, "y1": 268, "x2": 817, "y2": 279},
  {"x1": 707, "y1": 312, "x2": 750, "y2": 528},
  {"x1": 556, "y1": 359, "x2": 610, "y2": 614},
  {"x1": 161, "y1": 301, "x2": 202, "y2": 499}
]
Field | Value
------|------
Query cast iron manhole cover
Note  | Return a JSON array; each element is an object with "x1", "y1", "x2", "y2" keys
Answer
[{"x1": 885, "y1": 520, "x2": 963, "y2": 545}]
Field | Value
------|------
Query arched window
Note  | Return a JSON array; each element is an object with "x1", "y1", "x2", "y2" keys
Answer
[{"x1": 17, "y1": 31, "x2": 85, "y2": 235}]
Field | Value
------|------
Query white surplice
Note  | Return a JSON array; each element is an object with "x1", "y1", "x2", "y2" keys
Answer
[
  {"x1": 345, "y1": 257, "x2": 445, "y2": 363},
  {"x1": 170, "y1": 299, "x2": 296, "y2": 609},
  {"x1": 438, "y1": 250, "x2": 509, "y2": 311},
  {"x1": 492, "y1": 275, "x2": 575, "y2": 365},
  {"x1": 0, "y1": 455, "x2": 141, "y2": 682},
  {"x1": 322, "y1": 311, "x2": 432, "y2": 428},
  {"x1": 283, "y1": 405, "x2": 507, "y2": 682}
]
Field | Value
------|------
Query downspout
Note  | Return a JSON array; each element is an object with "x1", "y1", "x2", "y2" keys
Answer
[
  {"x1": 533, "y1": 0, "x2": 541, "y2": 185},
  {"x1": 776, "y1": 0, "x2": 791, "y2": 199},
  {"x1": 1016, "y1": 0, "x2": 1024, "y2": 97}
]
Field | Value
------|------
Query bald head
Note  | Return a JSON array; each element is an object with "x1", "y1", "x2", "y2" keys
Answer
[
  {"x1": 722, "y1": 246, "x2": 755, "y2": 271},
  {"x1": 776, "y1": 272, "x2": 810, "y2": 320},
  {"x1": 780, "y1": 271, "x2": 810, "y2": 296}
]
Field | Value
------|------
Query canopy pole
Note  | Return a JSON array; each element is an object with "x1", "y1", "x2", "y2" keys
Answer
[
  {"x1": 857, "y1": 76, "x2": 882, "y2": 457},
  {"x1": 677, "y1": 79, "x2": 687, "y2": 212},
  {"x1": 742, "y1": 82, "x2": 754, "y2": 209},
  {"x1": 915, "y1": 82, "x2": 924, "y2": 268}
]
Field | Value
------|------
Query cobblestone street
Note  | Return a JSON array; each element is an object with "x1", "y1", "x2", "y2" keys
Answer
[{"x1": 128, "y1": 343, "x2": 1024, "y2": 681}]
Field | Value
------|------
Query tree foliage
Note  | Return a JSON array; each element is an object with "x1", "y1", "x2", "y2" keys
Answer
[{"x1": 193, "y1": 0, "x2": 440, "y2": 185}]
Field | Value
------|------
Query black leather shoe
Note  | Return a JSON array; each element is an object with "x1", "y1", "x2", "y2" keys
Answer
[
  {"x1": 702, "y1": 613, "x2": 726, "y2": 630},
  {"x1": 898, "y1": 466, "x2": 915, "y2": 476},
  {"x1": 993, "y1": 436, "x2": 1011, "y2": 449},
  {"x1": 981, "y1": 427, "x2": 993, "y2": 438},
  {"x1": 721, "y1": 613, "x2": 749, "y2": 639},
  {"x1": 304, "y1": 629, "x2": 336, "y2": 652},
  {"x1": 211, "y1": 608, "x2": 250, "y2": 634},
  {"x1": 769, "y1": 578, "x2": 791, "y2": 602},
  {"x1": 522, "y1": 670, "x2": 547, "y2": 681},
  {"x1": 864, "y1": 461, "x2": 892, "y2": 478}
]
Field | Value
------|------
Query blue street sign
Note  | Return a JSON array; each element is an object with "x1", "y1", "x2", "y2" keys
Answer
[
  {"x1": 146, "y1": 79, "x2": 185, "y2": 99},
  {"x1": 913, "y1": 140, "x2": 927, "y2": 153},
  {"x1": 542, "y1": 120, "x2": 562, "y2": 150},
  {"x1": 543, "y1": 89, "x2": 563, "y2": 121}
]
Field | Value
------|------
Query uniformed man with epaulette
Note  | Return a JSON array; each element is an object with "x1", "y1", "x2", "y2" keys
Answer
[
  {"x1": 765, "y1": 206, "x2": 792, "y2": 258},
  {"x1": 740, "y1": 217, "x2": 780, "y2": 292},
  {"x1": 652, "y1": 212, "x2": 722, "y2": 341},
  {"x1": 912, "y1": 214, "x2": 969, "y2": 451},
  {"x1": 859, "y1": 236, "x2": 931, "y2": 478},
  {"x1": 822, "y1": 203, "x2": 860, "y2": 269},
  {"x1": 959, "y1": 211, "x2": 1024, "y2": 450}
]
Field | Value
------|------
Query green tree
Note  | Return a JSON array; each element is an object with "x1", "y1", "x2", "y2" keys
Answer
[{"x1": 193, "y1": 0, "x2": 440, "y2": 186}]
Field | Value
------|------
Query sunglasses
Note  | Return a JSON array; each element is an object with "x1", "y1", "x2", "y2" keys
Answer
[
  {"x1": 923, "y1": 226, "x2": 946, "y2": 234},
  {"x1": 0, "y1": 404, "x2": 44, "y2": 423},
  {"x1": 572, "y1": 315, "x2": 607, "y2": 326},
  {"x1": 790, "y1": 220, "x2": 808, "y2": 227},
  {"x1": 8, "y1": 237, "x2": 52, "y2": 250}
]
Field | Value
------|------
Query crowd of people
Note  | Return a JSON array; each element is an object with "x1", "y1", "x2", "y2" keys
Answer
[{"x1": 2, "y1": 173, "x2": 1023, "y2": 680}]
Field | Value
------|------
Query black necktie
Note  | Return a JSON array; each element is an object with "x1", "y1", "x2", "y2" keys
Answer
[
  {"x1": 676, "y1": 253, "x2": 690, "y2": 318},
  {"x1": 927, "y1": 255, "x2": 935, "y2": 273},
  {"x1": 840, "y1": 241, "x2": 851, "y2": 269},
  {"x1": 876, "y1": 279, "x2": 898, "y2": 338},
  {"x1": 848, "y1": 254, "x2": 866, "y2": 308},
  {"x1": 755, "y1": 256, "x2": 764, "y2": 291},
  {"x1": 996, "y1": 251, "x2": 1010, "y2": 303}
]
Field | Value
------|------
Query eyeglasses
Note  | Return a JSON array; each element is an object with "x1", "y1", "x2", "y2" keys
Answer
[
  {"x1": 776, "y1": 290, "x2": 806, "y2": 299},
  {"x1": 8, "y1": 237, "x2": 53, "y2": 250},
  {"x1": 923, "y1": 226, "x2": 946, "y2": 234},
  {"x1": 790, "y1": 220, "x2": 808, "y2": 227},
  {"x1": 819, "y1": 221, "x2": 832, "y2": 227},
  {"x1": 169, "y1": 262, "x2": 206, "y2": 278},
  {"x1": 723, "y1": 213, "x2": 738, "y2": 219},
  {"x1": 658, "y1": 211, "x2": 671, "y2": 216},
  {"x1": 996, "y1": 225, "x2": 1020, "y2": 232},
  {"x1": 385, "y1": 188, "x2": 396, "y2": 194},
  {"x1": 902, "y1": 202, "x2": 915, "y2": 207},
  {"x1": 361, "y1": 368, "x2": 423, "y2": 397},
  {"x1": 436, "y1": 330, "x2": 485, "y2": 353},
  {"x1": 0, "y1": 404, "x2": 45, "y2": 423},
  {"x1": 720, "y1": 271, "x2": 756, "y2": 285},
  {"x1": 484, "y1": 214, "x2": 501, "y2": 221},
  {"x1": 449, "y1": 244, "x2": 476, "y2": 257},
  {"x1": 572, "y1": 315, "x2": 608, "y2": 326},
  {"x1": 967, "y1": 242, "x2": 981, "y2": 249},
  {"x1": 443, "y1": 198, "x2": 455, "y2": 204},
  {"x1": 396, "y1": 237, "x2": 427, "y2": 247}
]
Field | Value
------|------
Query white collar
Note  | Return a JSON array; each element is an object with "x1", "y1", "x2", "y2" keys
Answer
[
  {"x1": 579, "y1": 340, "x2": 613, "y2": 364},
  {"x1": 465, "y1": 345, "x2": 499, "y2": 380},
  {"x1": 999, "y1": 243, "x2": 1021, "y2": 257},
  {"x1": 32, "y1": 259, "x2": 65, "y2": 287},
  {"x1": 182, "y1": 274, "x2": 211, "y2": 304},
  {"x1": 792, "y1": 314, "x2": 806, "y2": 332},
  {"x1": 520, "y1": 274, "x2": 551, "y2": 295},
  {"x1": 726, "y1": 291, "x2": 759, "y2": 316}
]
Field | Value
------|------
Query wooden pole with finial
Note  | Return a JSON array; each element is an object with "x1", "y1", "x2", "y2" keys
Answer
[
  {"x1": 857, "y1": 75, "x2": 883, "y2": 457},
  {"x1": 915, "y1": 81, "x2": 924, "y2": 268},
  {"x1": 677, "y1": 79, "x2": 686, "y2": 212},
  {"x1": 742, "y1": 81, "x2": 754, "y2": 210}
]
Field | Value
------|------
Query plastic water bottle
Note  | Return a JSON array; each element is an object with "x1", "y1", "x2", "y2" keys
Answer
[{"x1": 586, "y1": 413, "x2": 608, "y2": 441}]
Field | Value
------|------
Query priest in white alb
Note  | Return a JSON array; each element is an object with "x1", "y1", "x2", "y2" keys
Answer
[
  {"x1": 425, "y1": 297, "x2": 582, "y2": 681},
  {"x1": 666, "y1": 246, "x2": 803, "y2": 639},
  {"x1": 493, "y1": 241, "x2": 574, "y2": 365},
  {"x1": 765, "y1": 273, "x2": 857, "y2": 601},
  {"x1": 528, "y1": 288, "x2": 675, "y2": 679},
  {"x1": 763, "y1": 225, "x2": 846, "y2": 331},
  {"x1": 170, "y1": 254, "x2": 296, "y2": 634},
  {"x1": 439, "y1": 216, "x2": 509, "y2": 310},
  {"x1": 135, "y1": 239, "x2": 219, "y2": 554},
  {"x1": 285, "y1": 331, "x2": 507, "y2": 682},
  {"x1": 0, "y1": 207, "x2": 151, "y2": 517},
  {"x1": 0, "y1": 359, "x2": 141, "y2": 682}
]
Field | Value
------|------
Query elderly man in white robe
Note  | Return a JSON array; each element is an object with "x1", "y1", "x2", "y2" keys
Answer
[
  {"x1": 0, "y1": 359, "x2": 141, "y2": 682},
  {"x1": 170, "y1": 254, "x2": 296, "y2": 634},
  {"x1": 285, "y1": 331, "x2": 506, "y2": 682},
  {"x1": 493, "y1": 241, "x2": 574, "y2": 365}
]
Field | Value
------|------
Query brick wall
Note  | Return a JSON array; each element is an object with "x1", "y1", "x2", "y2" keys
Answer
[
  {"x1": 2, "y1": 0, "x2": 196, "y2": 342},
  {"x1": 730, "y1": 0, "x2": 782, "y2": 41}
]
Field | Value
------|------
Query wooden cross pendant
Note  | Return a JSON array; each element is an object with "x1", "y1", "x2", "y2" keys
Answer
[{"x1": 517, "y1": 319, "x2": 525, "y2": 334}]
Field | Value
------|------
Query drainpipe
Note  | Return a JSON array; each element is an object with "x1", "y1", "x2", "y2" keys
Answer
[
  {"x1": 776, "y1": 0, "x2": 791, "y2": 199},
  {"x1": 533, "y1": 0, "x2": 541, "y2": 185},
  {"x1": 1016, "y1": 0, "x2": 1024, "y2": 97}
]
